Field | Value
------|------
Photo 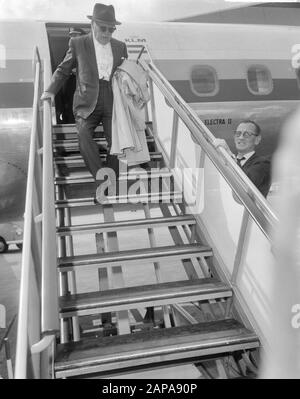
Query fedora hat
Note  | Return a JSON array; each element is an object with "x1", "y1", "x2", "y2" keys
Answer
[{"x1": 87, "y1": 3, "x2": 121, "y2": 25}]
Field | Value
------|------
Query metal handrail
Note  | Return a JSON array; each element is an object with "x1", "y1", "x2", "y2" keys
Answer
[
  {"x1": 41, "y1": 93, "x2": 59, "y2": 334},
  {"x1": 142, "y1": 59, "x2": 278, "y2": 241},
  {"x1": 15, "y1": 46, "x2": 59, "y2": 378},
  {"x1": 15, "y1": 50, "x2": 41, "y2": 378}
]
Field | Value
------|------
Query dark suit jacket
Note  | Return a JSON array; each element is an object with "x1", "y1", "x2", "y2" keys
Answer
[
  {"x1": 46, "y1": 33, "x2": 128, "y2": 119},
  {"x1": 241, "y1": 153, "x2": 271, "y2": 197}
]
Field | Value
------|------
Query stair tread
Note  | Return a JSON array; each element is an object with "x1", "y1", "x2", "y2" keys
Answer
[
  {"x1": 53, "y1": 124, "x2": 103, "y2": 134},
  {"x1": 55, "y1": 175, "x2": 95, "y2": 183},
  {"x1": 54, "y1": 137, "x2": 106, "y2": 145},
  {"x1": 54, "y1": 319, "x2": 259, "y2": 374},
  {"x1": 54, "y1": 169, "x2": 173, "y2": 184},
  {"x1": 58, "y1": 243, "x2": 212, "y2": 269},
  {"x1": 55, "y1": 168, "x2": 171, "y2": 179},
  {"x1": 53, "y1": 122, "x2": 152, "y2": 134},
  {"x1": 53, "y1": 136, "x2": 154, "y2": 145},
  {"x1": 55, "y1": 191, "x2": 183, "y2": 207},
  {"x1": 54, "y1": 152, "x2": 161, "y2": 161},
  {"x1": 57, "y1": 215, "x2": 196, "y2": 235},
  {"x1": 59, "y1": 278, "x2": 232, "y2": 314}
]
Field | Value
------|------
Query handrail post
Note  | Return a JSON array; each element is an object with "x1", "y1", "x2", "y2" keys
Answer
[
  {"x1": 231, "y1": 209, "x2": 251, "y2": 286},
  {"x1": 148, "y1": 78, "x2": 158, "y2": 137},
  {"x1": 169, "y1": 111, "x2": 179, "y2": 169}
]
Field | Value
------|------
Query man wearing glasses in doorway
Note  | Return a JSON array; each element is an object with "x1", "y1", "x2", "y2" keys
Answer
[
  {"x1": 214, "y1": 120, "x2": 271, "y2": 197},
  {"x1": 41, "y1": 3, "x2": 128, "y2": 198}
]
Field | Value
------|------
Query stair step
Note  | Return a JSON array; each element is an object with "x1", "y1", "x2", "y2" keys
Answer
[
  {"x1": 55, "y1": 174, "x2": 95, "y2": 184},
  {"x1": 53, "y1": 137, "x2": 106, "y2": 150},
  {"x1": 54, "y1": 152, "x2": 162, "y2": 166},
  {"x1": 54, "y1": 319, "x2": 259, "y2": 378},
  {"x1": 55, "y1": 190, "x2": 183, "y2": 208},
  {"x1": 119, "y1": 169, "x2": 173, "y2": 181},
  {"x1": 52, "y1": 122, "x2": 152, "y2": 135},
  {"x1": 54, "y1": 169, "x2": 173, "y2": 185},
  {"x1": 59, "y1": 278, "x2": 232, "y2": 317},
  {"x1": 53, "y1": 136, "x2": 155, "y2": 149},
  {"x1": 56, "y1": 215, "x2": 196, "y2": 236},
  {"x1": 53, "y1": 124, "x2": 103, "y2": 135},
  {"x1": 58, "y1": 243, "x2": 212, "y2": 272}
]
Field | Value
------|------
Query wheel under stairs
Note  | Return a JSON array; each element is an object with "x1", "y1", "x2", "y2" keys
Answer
[{"x1": 52, "y1": 122, "x2": 260, "y2": 379}]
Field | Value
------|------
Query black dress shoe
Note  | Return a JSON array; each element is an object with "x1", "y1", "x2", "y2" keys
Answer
[{"x1": 57, "y1": 165, "x2": 70, "y2": 177}]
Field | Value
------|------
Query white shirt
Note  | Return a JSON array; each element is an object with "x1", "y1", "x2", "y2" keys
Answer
[
  {"x1": 93, "y1": 34, "x2": 113, "y2": 81},
  {"x1": 236, "y1": 151, "x2": 255, "y2": 167}
]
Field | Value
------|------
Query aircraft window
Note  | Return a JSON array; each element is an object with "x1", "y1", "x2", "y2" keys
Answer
[
  {"x1": 190, "y1": 66, "x2": 219, "y2": 96},
  {"x1": 246, "y1": 65, "x2": 273, "y2": 95}
]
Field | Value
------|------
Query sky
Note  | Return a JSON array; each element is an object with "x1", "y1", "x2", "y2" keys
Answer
[{"x1": 0, "y1": 0, "x2": 288, "y2": 22}]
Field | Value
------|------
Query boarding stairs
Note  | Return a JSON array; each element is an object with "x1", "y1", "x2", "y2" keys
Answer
[
  {"x1": 52, "y1": 121, "x2": 259, "y2": 379},
  {"x1": 15, "y1": 47, "x2": 279, "y2": 379}
]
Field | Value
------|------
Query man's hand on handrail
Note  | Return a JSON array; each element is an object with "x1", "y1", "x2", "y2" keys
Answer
[
  {"x1": 40, "y1": 91, "x2": 54, "y2": 102},
  {"x1": 213, "y1": 138, "x2": 235, "y2": 159}
]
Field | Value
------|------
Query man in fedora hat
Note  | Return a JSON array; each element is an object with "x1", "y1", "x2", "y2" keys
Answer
[{"x1": 41, "y1": 3, "x2": 127, "y2": 195}]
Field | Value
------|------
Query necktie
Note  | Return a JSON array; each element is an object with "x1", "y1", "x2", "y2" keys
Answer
[{"x1": 236, "y1": 156, "x2": 245, "y2": 167}]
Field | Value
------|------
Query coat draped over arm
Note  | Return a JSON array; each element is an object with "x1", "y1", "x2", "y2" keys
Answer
[{"x1": 111, "y1": 60, "x2": 150, "y2": 166}]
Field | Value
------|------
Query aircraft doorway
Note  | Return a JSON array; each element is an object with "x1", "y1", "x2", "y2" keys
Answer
[{"x1": 46, "y1": 23, "x2": 90, "y2": 124}]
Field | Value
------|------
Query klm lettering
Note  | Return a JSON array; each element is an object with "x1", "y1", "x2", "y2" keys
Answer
[{"x1": 125, "y1": 38, "x2": 146, "y2": 43}]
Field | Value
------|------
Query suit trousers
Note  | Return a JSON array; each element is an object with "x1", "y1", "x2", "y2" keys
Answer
[{"x1": 75, "y1": 80, "x2": 119, "y2": 180}]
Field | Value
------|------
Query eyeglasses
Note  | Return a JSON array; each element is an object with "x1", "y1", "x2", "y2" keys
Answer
[
  {"x1": 98, "y1": 25, "x2": 116, "y2": 33},
  {"x1": 234, "y1": 131, "x2": 258, "y2": 139}
]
